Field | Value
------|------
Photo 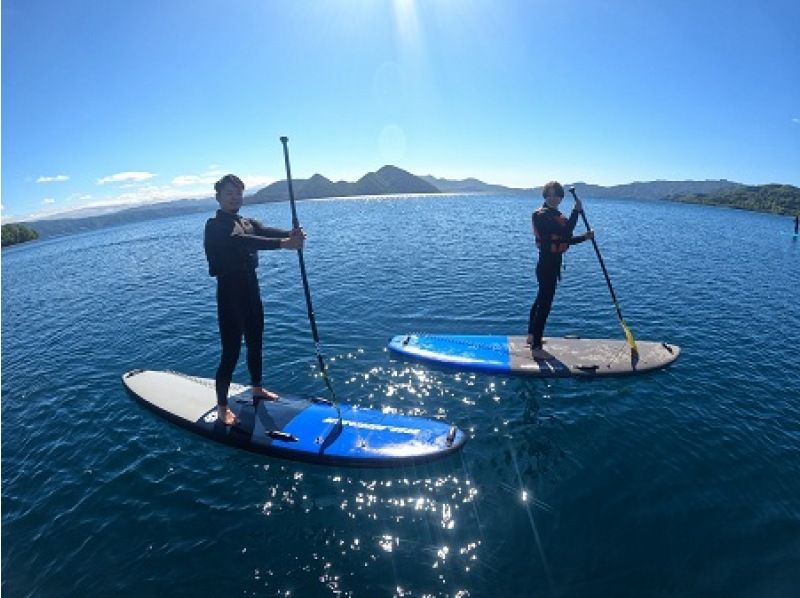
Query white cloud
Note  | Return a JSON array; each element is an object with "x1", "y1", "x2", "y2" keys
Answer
[
  {"x1": 65, "y1": 193, "x2": 94, "y2": 203},
  {"x1": 19, "y1": 166, "x2": 273, "y2": 220},
  {"x1": 172, "y1": 174, "x2": 217, "y2": 187},
  {"x1": 172, "y1": 168, "x2": 227, "y2": 187},
  {"x1": 792, "y1": 117, "x2": 800, "y2": 124},
  {"x1": 97, "y1": 171, "x2": 157, "y2": 185},
  {"x1": 36, "y1": 174, "x2": 70, "y2": 183},
  {"x1": 42, "y1": 198, "x2": 56, "y2": 204},
  {"x1": 241, "y1": 175, "x2": 274, "y2": 190},
  {"x1": 78, "y1": 184, "x2": 211, "y2": 210},
  {"x1": 18, "y1": 186, "x2": 199, "y2": 221},
  {"x1": 92, "y1": 188, "x2": 187, "y2": 207},
  {"x1": 171, "y1": 172, "x2": 273, "y2": 190}
]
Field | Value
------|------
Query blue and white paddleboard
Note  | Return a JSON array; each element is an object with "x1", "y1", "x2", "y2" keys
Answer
[
  {"x1": 388, "y1": 335, "x2": 680, "y2": 377},
  {"x1": 122, "y1": 370, "x2": 466, "y2": 467}
]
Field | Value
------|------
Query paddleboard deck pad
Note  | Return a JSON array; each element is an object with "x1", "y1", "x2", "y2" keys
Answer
[
  {"x1": 388, "y1": 335, "x2": 680, "y2": 377},
  {"x1": 122, "y1": 370, "x2": 466, "y2": 467}
]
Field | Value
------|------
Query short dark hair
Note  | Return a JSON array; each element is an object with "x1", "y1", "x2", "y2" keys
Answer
[
  {"x1": 542, "y1": 181, "x2": 564, "y2": 199},
  {"x1": 214, "y1": 174, "x2": 244, "y2": 194}
]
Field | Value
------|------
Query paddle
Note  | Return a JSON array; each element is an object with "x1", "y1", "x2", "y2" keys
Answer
[
  {"x1": 279, "y1": 136, "x2": 343, "y2": 438},
  {"x1": 568, "y1": 186, "x2": 639, "y2": 357}
]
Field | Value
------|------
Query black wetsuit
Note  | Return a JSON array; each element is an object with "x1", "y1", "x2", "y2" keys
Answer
[
  {"x1": 528, "y1": 203, "x2": 588, "y2": 350},
  {"x1": 204, "y1": 210, "x2": 289, "y2": 406}
]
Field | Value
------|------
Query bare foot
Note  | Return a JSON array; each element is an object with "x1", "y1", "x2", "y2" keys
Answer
[
  {"x1": 253, "y1": 386, "x2": 280, "y2": 402},
  {"x1": 218, "y1": 405, "x2": 238, "y2": 426},
  {"x1": 531, "y1": 348, "x2": 554, "y2": 360}
]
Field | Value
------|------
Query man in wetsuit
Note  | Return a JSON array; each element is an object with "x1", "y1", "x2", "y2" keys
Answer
[
  {"x1": 527, "y1": 181, "x2": 593, "y2": 359},
  {"x1": 204, "y1": 174, "x2": 305, "y2": 426}
]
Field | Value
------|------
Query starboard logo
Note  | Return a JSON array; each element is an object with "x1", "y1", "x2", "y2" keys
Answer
[{"x1": 321, "y1": 417, "x2": 420, "y2": 435}]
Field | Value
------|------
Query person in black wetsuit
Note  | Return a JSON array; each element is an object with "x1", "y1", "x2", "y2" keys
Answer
[
  {"x1": 527, "y1": 181, "x2": 593, "y2": 360},
  {"x1": 204, "y1": 174, "x2": 305, "y2": 426}
]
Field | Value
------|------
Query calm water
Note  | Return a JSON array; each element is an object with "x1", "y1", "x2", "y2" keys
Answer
[{"x1": 3, "y1": 194, "x2": 800, "y2": 597}]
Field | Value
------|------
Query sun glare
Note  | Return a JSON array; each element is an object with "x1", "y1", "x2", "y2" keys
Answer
[{"x1": 393, "y1": 0, "x2": 421, "y2": 47}]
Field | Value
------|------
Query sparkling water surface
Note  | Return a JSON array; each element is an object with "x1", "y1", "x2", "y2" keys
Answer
[{"x1": 3, "y1": 194, "x2": 799, "y2": 596}]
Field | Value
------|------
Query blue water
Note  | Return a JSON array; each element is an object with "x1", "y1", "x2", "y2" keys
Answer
[{"x1": 3, "y1": 194, "x2": 800, "y2": 596}]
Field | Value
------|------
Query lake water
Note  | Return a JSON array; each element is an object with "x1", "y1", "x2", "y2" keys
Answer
[{"x1": 3, "y1": 193, "x2": 799, "y2": 596}]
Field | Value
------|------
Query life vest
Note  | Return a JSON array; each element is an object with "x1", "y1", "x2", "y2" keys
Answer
[{"x1": 533, "y1": 207, "x2": 570, "y2": 254}]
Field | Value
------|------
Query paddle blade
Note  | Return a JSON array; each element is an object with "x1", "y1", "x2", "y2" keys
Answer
[{"x1": 621, "y1": 320, "x2": 639, "y2": 355}]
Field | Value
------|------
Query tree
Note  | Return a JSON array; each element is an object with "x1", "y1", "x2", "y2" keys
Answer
[{"x1": 1, "y1": 223, "x2": 40, "y2": 247}]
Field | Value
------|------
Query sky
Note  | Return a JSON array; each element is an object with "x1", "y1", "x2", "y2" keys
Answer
[{"x1": 2, "y1": 0, "x2": 799, "y2": 221}]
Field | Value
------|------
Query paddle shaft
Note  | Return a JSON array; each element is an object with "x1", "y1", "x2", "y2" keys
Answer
[
  {"x1": 578, "y1": 209, "x2": 623, "y2": 315},
  {"x1": 279, "y1": 136, "x2": 338, "y2": 402},
  {"x1": 569, "y1": 187, "x2": 638, "y2": 353}
]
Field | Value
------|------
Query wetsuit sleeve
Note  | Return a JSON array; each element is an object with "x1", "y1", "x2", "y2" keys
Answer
[
  {"x1": 566, "y1": 208, "x2": 589, "y2": 244},
  {"x1": 568, "y1": 233, "x2": 590, "y2": 245},
  {"x1": 230, "y1": 229, "x2": 283, "y2": 250},
  {"x1": 249, "y1": 219, "x2": 292, "y2": 239},
  {"x1": 206, "y1": 218, "x2": 282, "y2": 252},
  {"x1": 566, "y1": 208, "x2": 580, "y2": 234}
]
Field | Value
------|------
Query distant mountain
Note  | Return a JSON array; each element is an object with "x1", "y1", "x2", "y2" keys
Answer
[
  {"x1": 567, "y1": 179, "x2": 742, "y2": 201},
  {"x1": 21, "y1": 197, "x2": 216, "y2": 239},
  {"x1": 34, "y1": 204, "x2": 146, "y2": 221},
  {"x1": 247, "y1": 165, "x2": 437, "y2": 204},
  {"x1": 355, "y1": 165, "x2": 438, "y2": 195},
  {"x1": 418, "y1": 176, "x2": 742, "y2": 200},
  {"x1": 668, "y1": 184, "x2": 800, "y2": 216},
  {"x1": 13, "y1": 169, "x2": 769, "y2": 242},
  {"x1": 20, "y1": 166, "x2": 438, "y2": 240},
  {"x1": 420, "y1": 175, "x2": 516, "y2": 193}
]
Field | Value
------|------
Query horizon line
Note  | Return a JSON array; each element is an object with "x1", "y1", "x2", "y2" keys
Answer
[{"x1": 0, "y1": 170, "x2": 768, "y2": 224}]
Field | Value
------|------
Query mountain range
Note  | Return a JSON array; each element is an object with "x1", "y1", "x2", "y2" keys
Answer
[
  {"x1": 14, "y1": 166, "x2": 753, "y2": 240},
  {"x1": 246, "y1": 165, "x2": 438, "y2": 204}
]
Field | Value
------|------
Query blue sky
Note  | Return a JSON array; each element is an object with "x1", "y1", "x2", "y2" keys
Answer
[{"x1": 2, "y1": 0, "x2": 798, "y2": 220}]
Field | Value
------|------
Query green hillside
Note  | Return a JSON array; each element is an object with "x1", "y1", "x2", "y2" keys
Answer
[
  {"x1": 669, "y1": 184, "x2": 800, "y2": 215},
  {"x1": 2, "y1": 223, "x2": 39, "y2": 247}
]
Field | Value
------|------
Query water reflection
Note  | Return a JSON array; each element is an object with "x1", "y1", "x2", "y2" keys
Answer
[{"x1": 243, "y1": 348, "x2": 567, "y2": 595}]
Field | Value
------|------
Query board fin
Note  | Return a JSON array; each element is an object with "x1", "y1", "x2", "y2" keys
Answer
[{"x1": 446, "y1": 426, "x2": 458, "y2": 447}]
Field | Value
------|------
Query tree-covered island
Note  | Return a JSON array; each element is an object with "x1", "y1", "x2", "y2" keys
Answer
[
  {"x1": 2, "y1": 223, "x2": 40, "y2": 247},
  {"x1": 669, "y1": 184, "x2": 800, "y2": 216}
]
